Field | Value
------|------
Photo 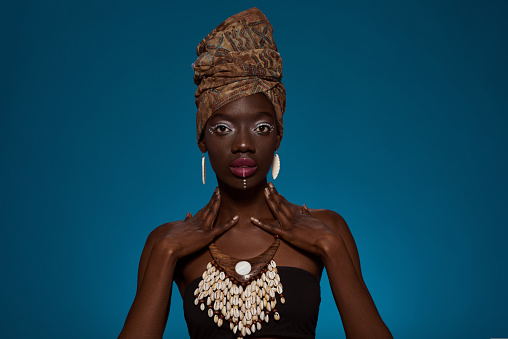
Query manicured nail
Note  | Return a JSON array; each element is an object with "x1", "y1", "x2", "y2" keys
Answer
[
  {"x1": 233, "y1": 215, "x2": 239, "y2": 220},
  {"x1": 251, "y1": 217, "x2": 259, "y2": 222},
  {"x1": 269, "y1": 182, "x2": 274, "y2": 189},
  {"x1": 264, "y1": 188, "x2": 270, "y2": 196}
]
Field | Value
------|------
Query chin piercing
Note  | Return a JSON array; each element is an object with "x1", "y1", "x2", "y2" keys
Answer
[{"x1": 243, "y1": 179, "x2": 247, "y2": 190}]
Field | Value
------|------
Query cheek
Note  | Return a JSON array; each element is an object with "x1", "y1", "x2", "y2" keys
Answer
[
  {"x1": 205, "y1": 139, "x2": 230, "y2": 170},
  {"x1": 264, "y1": 134, "x2": 278, "y2": 152},
  {"x1": 258, "y1": 138, "x2": 278, "y2": 164}
]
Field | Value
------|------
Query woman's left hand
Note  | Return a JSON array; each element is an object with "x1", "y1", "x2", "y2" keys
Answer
[{"x1": 251, "y1": 182, "x2": 342, "y2": 257}]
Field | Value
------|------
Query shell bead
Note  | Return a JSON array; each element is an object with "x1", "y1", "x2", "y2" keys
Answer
[
  {"x1": 272, "y1": 153, "x2": 280, "y2": 180},
  {"x1": 195, "y1": 251, "x2": 284, "y2": 337},
  {"x1": 235, "y1": 261, "x2": 251, "y2": 275}
]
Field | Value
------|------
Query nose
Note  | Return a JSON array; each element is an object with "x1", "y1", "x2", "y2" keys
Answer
[{"x1": 231, "y1": 126, "x2": 255, "y2": 154}]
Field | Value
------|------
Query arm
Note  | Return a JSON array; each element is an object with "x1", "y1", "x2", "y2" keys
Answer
[
  {"x1": 119, "y1": 189, "x2": 238, "y2": 339},
  {"x1": 318, "y1": 211, "x2": 392, "y2": 338},
  {"x1": 252, "y1": 183, "x2": 392, "y2": 339},
  {"x1": 118, "y1": 228, "x2": 178, "y2": 339}
]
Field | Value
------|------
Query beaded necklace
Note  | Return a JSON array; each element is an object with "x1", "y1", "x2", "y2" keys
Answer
[{"x1": 193, "y1": 236, "x2": 285, "y2": 338}]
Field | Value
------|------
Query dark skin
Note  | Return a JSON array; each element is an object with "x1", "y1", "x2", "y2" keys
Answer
[{"x1": 119, "y1": 93, "x2": 392, "y2": 338}]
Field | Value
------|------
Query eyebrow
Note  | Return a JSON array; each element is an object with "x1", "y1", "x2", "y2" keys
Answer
[{"x1": 210, "y1": 111, "x2": 274, "y2": 120}]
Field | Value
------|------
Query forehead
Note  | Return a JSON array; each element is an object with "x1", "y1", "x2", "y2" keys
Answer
[{"x1": 210, "y1": 93, "x2": 276, "y2": 121}]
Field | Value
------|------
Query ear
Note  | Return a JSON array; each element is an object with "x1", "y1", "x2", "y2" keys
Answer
[
  {"x1": 198, "y1": 139, "x2": 207, "y2": 153},
  {"x1": 275, "y1": 132, "x2": 282, "y2": 151}
]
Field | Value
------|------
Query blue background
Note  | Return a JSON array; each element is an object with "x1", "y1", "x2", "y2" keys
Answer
[{"x1": 1, "y1": 0, "x2": 507, "y2": 338}]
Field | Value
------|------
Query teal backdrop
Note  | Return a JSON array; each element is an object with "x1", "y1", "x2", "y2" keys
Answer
[{"x1": 1, "y1": 0, "x2": 507, "y2": 338}]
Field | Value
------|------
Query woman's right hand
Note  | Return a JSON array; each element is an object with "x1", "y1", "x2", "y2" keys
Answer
[{"x1": 154, "y1": 187, "x2": 238, "y2": 259}]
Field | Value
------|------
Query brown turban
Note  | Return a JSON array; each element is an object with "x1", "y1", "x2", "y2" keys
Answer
[{"x1": 193, "y1": 7, "x2": 286, "y2": 142}]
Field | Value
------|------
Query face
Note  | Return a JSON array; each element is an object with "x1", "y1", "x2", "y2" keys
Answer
[{"x1": 199, "y1": 93, "x2": 281, "y2": 190}]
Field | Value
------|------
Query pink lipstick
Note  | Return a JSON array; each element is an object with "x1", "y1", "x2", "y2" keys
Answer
[{"x1": 229, "y1": 158, "x2": 257, "y2": 178}]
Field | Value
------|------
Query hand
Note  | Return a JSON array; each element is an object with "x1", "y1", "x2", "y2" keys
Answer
[
  {"x1": 251, "y1": 183, "x2": 340, "y2": 257},
  {"x1": 157, "y1": 187, "x2": 238, "y2": 259}
]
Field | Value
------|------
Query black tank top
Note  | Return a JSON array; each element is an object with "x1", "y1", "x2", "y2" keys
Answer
[{"x1": 183, "y1": 266, "x2": 321, "y2": 339}]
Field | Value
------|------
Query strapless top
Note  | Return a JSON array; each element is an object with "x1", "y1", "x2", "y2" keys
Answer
[{"x1": 183, "y1": 266, "x2": 321, "y2": 339}]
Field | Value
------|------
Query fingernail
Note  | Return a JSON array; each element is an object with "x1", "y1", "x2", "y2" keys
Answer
[
  {"x1": 269, "y1": 182, "x2": 274, "y2": 189},
  {"x1": 215, "y1": 187, "x2": 220, "y2": 195},
  {"x1": 233, "y1": 215, "x2": 239, "y2": 220},
  {"x1": 264, "y1": 188, "x2": 270, "y2": 196},
  {"x1": 251, "y1": 217, "x2": 259, "y2": 222},
  {"x1": 303, "y1": 204, "x2": 308, "y2": 209}
]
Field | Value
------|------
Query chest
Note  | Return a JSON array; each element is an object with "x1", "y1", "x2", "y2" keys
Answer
[{"x1": 175, "y1": 227, "x2": 322, "y2": 296}]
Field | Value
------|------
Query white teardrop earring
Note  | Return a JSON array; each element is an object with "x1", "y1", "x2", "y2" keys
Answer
[
  {"x1": 202, "y1": 153, "x2": 206, "y2": 185},
  {"x1": 272, "y1": 152, "x2": 280, "y2": 180}
]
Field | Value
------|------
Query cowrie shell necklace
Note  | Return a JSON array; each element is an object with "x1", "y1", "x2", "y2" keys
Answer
[{"x1": 193, "y1": 237, "x2": 285, "y2": 338}]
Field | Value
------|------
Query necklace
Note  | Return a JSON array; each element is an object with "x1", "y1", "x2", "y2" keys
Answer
[{"x1": 193, "y1": 236, "x2": 285, "y2": 338}]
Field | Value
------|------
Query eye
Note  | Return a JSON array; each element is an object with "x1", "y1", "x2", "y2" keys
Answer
[
  {"x1": 211, "y1": 123, "x2": 232, "y2": 135},
  {"x1": 254, "y1": 123, "x2": 274, "y2": 135}
]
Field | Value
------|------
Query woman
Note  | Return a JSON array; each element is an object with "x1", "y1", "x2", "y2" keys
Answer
[{"x1": 119, "y1": 8, "x2": 392, "y2": 339}]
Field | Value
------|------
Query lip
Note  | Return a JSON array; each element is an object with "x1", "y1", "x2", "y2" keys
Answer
[{"x1": 229, "y1": 158, "x2": 258, "y2": 178}]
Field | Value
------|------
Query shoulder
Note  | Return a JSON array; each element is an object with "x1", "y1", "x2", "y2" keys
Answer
[
  {"x1": 307, "y1": 208, "x2": 351, "y2": 236},
  {"x1": 136, "y1": 220, "x2": 184, "y2": 289},
  {"x1": 306, "y1": 208, "x2": 360, "y2": 253},
  {"x1": 144, "y1": 220, "x2": 182, "y2": 248},
  {"x1": 307, "y1": 208, "x2": 366, "y2": 283}
]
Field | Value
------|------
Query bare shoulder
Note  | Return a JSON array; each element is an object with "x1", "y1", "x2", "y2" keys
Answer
[
  {"x1": 146, "y1": 221, "x2": 171, "y2": 242},
  {"x1": 282, "y1": 198, "x2": 353, "y2": 238},
  {"x1": 306, "y1": 208, "x2": 366, "y2": 283},
  {"x1": 307, "y1": 208, "x2": 351, "y2": 236},
  {"x1": 139, "y1": 221, "x2": 177, "y2": 262},
  {"x1": 144, "y1": 220, "x2": 182, "y2": 248},
  {"x1": 136, "y1": 220, "x2": 183, "y2": 289}
]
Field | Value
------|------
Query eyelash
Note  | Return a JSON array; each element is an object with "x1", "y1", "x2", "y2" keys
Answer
[
  {"x1": 210, "y1": 124, "x2": 233, "y2": 134},
  {"x1": 209, "y1": 123, "x2": 274, "y2": 135},
  {"x1": 254, "y1": 123, "x2": 274, "y2": 134}
]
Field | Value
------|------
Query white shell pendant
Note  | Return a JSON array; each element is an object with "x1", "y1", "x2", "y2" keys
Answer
[
  {"x1": 272, "y1": 153, "x2": 280, "y2": 180},
  {"x1": 195, "y1": 252, "x2": 284, "y2": 337},
  {"x1": 235, "y1": 261, "x2": 252, "y2": 275},
  {"x1": 202, "y1": 153, "x2": 206, "y2": 185}
]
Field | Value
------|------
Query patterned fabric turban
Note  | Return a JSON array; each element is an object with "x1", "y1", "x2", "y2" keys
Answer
[{"x1": 193, "y1": 7, "x2": 286, "y2": 142}]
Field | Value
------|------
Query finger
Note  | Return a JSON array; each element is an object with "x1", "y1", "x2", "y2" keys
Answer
[
  {"x1": 302, "y1": 204, "x2": 311, "y2": 215},
  {"x1": 251, "y1": 217, "x2": 289, "y2": 239},
  {"x1": 205, "y1": 189, "x2": 221, "y2": 225},
  {"x1": 264, "y1": 188, "x2": 286, "y2": 220},
  {"x1": 267, "y1": 183, "x2": 292, "y2": 215},
  {"x1": 195, "y1": 187, "x2": 219, "y2": 218},
  {"x1": 211, "y1": 215, "x2": 239, "y2": 237},
  {"x1": 264, "y1": 187, "x2": 291, "y2": 223},
  {"x1": 268, "y1": 182, "x2": 282, "y2": 198},
  {"x1": 185, "y1": 212, "x2": 192, "y2": 220}
]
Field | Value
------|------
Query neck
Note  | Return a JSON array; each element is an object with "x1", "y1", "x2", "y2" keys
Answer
[{"x1": 215, "y1": 178, "x2": 274, "y2": 225}]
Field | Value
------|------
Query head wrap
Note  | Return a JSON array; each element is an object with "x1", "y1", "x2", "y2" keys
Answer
[{"x1": 193, "y1": 7, "x2": 286, "y2": 142}]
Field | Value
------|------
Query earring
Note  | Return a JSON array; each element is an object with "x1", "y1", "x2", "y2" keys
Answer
[
  {"x1": 272, "y1": 152, "x2": 280, "y2": 180},
  {"x1": 202, "y1": 153, "x2": 206, "y2": 185}
]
